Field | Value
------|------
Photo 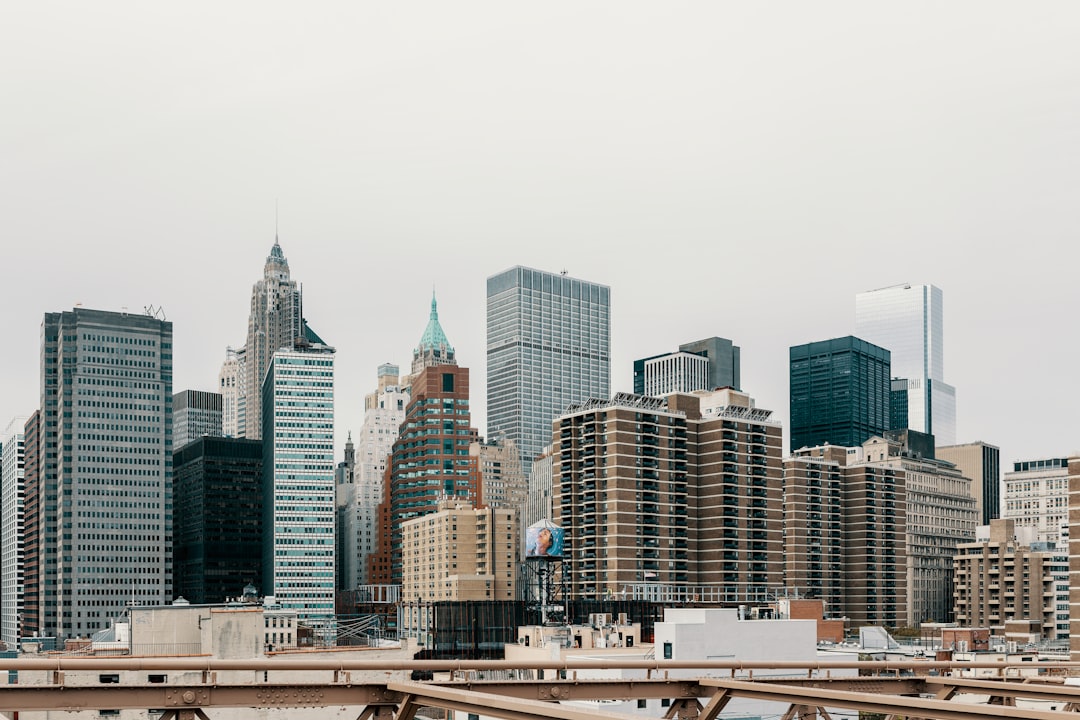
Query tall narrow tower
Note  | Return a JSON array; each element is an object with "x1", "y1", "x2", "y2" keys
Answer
[
  {"x1": 261, "y1": 329, "x2": 336, "y2": 626},
  {"x1": 486, "y1": 267, "x2": 610, "y2": 474},
  {"x1": 38, "y1": 308, "x2": 173, "y2": 638},
  {"x1": 855, "y1": 284, "x2": 956, "y2": 445},
  {"x1": 1, "y1": 416, "x2": 28, "y2": 647},
  {"x1": 242, "y1": 240, "x2": 302, "y2": 440},
  {"x1": 371, "y1": 295, "x2": 479, "y2": 585}
]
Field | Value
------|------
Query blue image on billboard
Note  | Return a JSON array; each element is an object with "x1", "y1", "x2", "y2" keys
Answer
[{"x1": 526, "y1": 525, "x2": 564, "y2": 558}]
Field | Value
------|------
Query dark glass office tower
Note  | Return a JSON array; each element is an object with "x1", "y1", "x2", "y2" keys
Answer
[
  {"x1": 789, "y1": 336, "x2": 891, "y2": 452},
  {"x1": 173, "y1": 437, "x2": 263, "y2": 604}
]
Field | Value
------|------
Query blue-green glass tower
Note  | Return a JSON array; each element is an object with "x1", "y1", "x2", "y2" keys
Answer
[{"x1": 789, "y1": 336, "x2": 891, "y2": 452}]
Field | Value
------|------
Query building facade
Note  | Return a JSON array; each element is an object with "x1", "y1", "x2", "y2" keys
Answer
[
  {"x1": 937, "y1": 441, "x2": 1001, "y2": 525},
  {"x1": 21, "y1": 412, "x2": 41, "y2": 639},
  {"x1": 261, "y1": 343, "x2": 335, "y2": 625},
  {"x1": 371, "y1": 300, "x2": 480, "y2": 585},
  {"x1": 783, "y1": 445, "x2": 908, "y2": 627},
  {"x1": 1, "y1": 417, "x2": 28, "y2": 646},
  {"x1": 472, "y1": 437, "x2": 527, "y2": 511},
  {"x1": 38, "y1": 308, "x2": 173, "y2": 638},
  {"x1": 1066, "y1": 456, "x2": 1080, "y2": 661},
  {"x1": 242, "y1": 240, "x2": 303, "y2": 441},
  {"x1": 553, "y1": 389, "x2": 783, "y2": 602},
  {"x1": 173, "y1": 437, "x2": 263, "y2": 604},
  {"x1": 173, "y1": 390, "x2": 223, "y2": 450},
  {"x1": 1002, "y1": 457, "x2": 1069, "y2": 547},
  {"x1": 400, "y1": 500, "x2": 519, "y2": 602},
  {"x1": 953, "y1": 519, "x2": 1065, "y2": 639},
  {"x1": 218, "y1": 347, "x2": 245, "y2": 438},
  {"x1": 855, "y1": 283, "x2": 957, "y2": 445},
  {"x1": 525, "y1": 450, "x2": 554, "y2": 529},
  {"x1": 789, "y1": 336, "x2": 891, "y2": 453},
  {"x1": 342, "y1": 366, "x2": 408, "y2": 589},
  {"x1": 487, "y1": 266, "x2": 610, "y2": 474},
  {"x1": 634, "y1": 336, "x2": 741, "y2": 396},
  {"x1": 857, "y1": 435, "x2": 977, "y2": 625}
]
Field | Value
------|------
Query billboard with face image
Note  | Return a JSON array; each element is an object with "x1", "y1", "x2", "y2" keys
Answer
[{"x1": 526, "y1": 524, "x2": 564, "y2": 558}]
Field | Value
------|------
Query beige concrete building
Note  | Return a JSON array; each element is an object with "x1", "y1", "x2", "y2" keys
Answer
[
  {"x1": 953, "y1": 518, "x2": 1065, "y2": 639},
  {"x1": 400, "y1": 500, "x2": 519, "y2": 603},
  {"x1": 12, "y1": 601, "x2": 413, "y2": 720},
  {"x1": 937, "y1": 441, "x2": 1001, "y2": 525},
  {"x1": 783, "y1": 445, "x2": 908, "y2": 627},
  {"x1": 1066, "y1": 456, "x2": 1080, "y2": 661},
  {"x1": 525, "y1": 447, "x2": 554, "y2": 528},
  {"x1": 1003, "y1": 457, "x2": 1070, "y2": 546},
  {"x1": 553, "y1": 388, "x2": 782, "y2": 602},
  {"x1": 854, "y1": 435, "x2": 977, "y2": 626},
  {"x1": 472, "y1": 437, "x2": 527, "y2": 511}
]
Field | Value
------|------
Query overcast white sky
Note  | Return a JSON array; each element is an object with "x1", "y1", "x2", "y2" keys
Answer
[{"x1": 2, "y1": 2, "x2": 1078, "y2": 467}]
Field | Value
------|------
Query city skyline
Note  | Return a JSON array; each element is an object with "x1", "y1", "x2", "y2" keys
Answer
[{"x1": 2, "y1": 3, "x2": 1079, "y2": 469}]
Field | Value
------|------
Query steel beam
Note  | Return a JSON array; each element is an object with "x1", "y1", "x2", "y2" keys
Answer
[
  {"x1": 702, "y1": 678, "x2": 1078, "y2": 720},
  {"x1": 0, "y1": 683, "x2": 401, "y2": 712},
  {"x1": 386, "y1": 680, "x2": 658, "y2": 720},
  {"x1": 444, "y1": 679, "x2": 706, "y2": 701},
  {"x1": 921, "y1": 678, "x2": 1080, "y2": 703}
]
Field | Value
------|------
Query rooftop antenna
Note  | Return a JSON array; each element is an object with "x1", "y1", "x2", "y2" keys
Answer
[{"x1": 275, "y1": 199, "x2": 279, "y2": 243}]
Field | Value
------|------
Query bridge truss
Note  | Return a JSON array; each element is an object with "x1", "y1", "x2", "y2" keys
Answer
[{"x1": 0, "y1": 658, "x2": 1078, "y2": 720}]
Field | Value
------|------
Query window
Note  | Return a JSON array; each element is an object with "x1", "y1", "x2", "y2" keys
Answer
[{"x1": 663, "y1": 642, "x2": 673, "y2": 659}]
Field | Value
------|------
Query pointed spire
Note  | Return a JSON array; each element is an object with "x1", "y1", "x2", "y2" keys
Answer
[
  {"x1": 265, "y1": 232, "x2": 289, "y2": 279},
  {"x1": 413, "y1": 290, "x2": 456, "y2": 373}
]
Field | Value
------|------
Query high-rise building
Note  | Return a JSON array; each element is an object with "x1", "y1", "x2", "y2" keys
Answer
[
  {"x1": 21, "y1": 411, "x2": 41, "y2": 639},
  {"x1": 372, "y1": 299, "x2": 480, "y2": 585},
  {"x1": 1, "y1": 416, "x2": 28, "y2": 647},
  {"x1": 334, "y1": 432, "x2": 356, "y2": 592},
  {"x1": 38, "y1": 308, "x2": 173, "y2": 638},
  {"x1": 242, "y1": 240, "x2": 303, "y2": 441},
  {"x1": 855, "y1": 283, "x2": 957, "y2": 445},
  {"x1": 261, "y1": 336, "x2": 335, "y2": 626},
  {"x1": 487, "y1": 266, "x2": 610, "y2": 473},
  {"x1": 937, "y1": 442, "x2": 1001, "y2": 525},
  {"x1": 525, "y1": 449, "x2": 554, "y2": 529},
  {"x1": 1002, "y1": 457, "x2": 1070, "y2": 547},
  {"x1": 218, "y1": 347, "x2": 245, "y2": 438},
  {"x1": 857, "y1": 434, "x2": 977, "y2": 624},
  {"x1": 472, "y1": 438, "x2": 526, "y2": 511},
  {"x1": 1066, "y1": 456, "x2": 1080, "y2": 661},
  {"x1": 953, "y1": 519, "x2": 1066, "y2": 639},
  {"x1": 173, "y1": 437, "x2": 262, "y2": 604},
  {"x1": 173, "y1": 390, "x2": 223, "y2": 450},
  {"x1": 473, "y1": 438, "x2": 528, "y2": 553},
  {"x1": 342, "y1": 366, "x2": 409, "y2": 589},
  {"x1": 400, "y1": 499, "x2": 519, "y2": 603},
  {"x1": 783, "y1": 445, "x2": 908, "y2": 627},
  {"x1": 634, "y1": 337, "x2": 740, "y2": 396},
  {"x1": 553, "y1": 388, "x2": 782, "y2": 601},
  {"x1": 789, "y1": 336, "x2": 891, "y2": 452}
]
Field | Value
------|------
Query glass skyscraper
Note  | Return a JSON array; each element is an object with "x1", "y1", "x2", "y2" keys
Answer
[
  {"x1": 487, "y1": 267, "x2": 610, "y2": 475},
  {"x1": 789, "y1": 336, "x2": 892, "y2": 452},
  {"x1": 38, "y1": 308, "x2": 173, "y2": 638},
  {"x1": 855, "y1": 284, "x2": 956, "y2": 445},
  {"x1": 262, "y1": 341, "x2": 335, "y2": 627}
]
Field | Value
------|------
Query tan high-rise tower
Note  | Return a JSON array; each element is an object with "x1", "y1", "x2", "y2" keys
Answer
[{"x1": 241, "y1": 240, "x2": 302, "y2": 440}]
